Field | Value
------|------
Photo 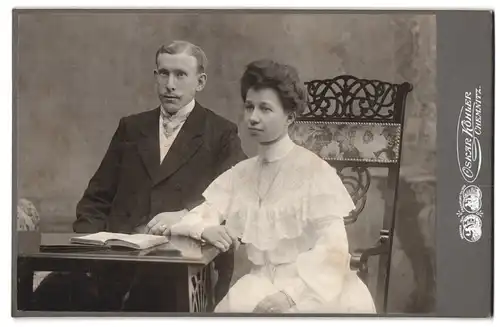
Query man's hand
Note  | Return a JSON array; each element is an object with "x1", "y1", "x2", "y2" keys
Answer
[
  {"x1": 201, "y1": 225, "x2": 239, "y2": 252},
  {"x1": 145, "y1": 210, "x2": 188, "y2": 235},
  {"x1": 253, "y1": 292, "x2": 295, "y2": 313}
]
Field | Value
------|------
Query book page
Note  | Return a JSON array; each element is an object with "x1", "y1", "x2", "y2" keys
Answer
[
  {"x1": 107, "y1": 234, "x2": 168, "y2": 249},
  {"x1": 71, "y1": 231, "x2": 129, "y2": 245}
]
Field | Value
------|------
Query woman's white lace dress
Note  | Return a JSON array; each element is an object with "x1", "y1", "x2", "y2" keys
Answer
[{"x1": 170, "y1": 134, "x2": 376, "y2": 314}]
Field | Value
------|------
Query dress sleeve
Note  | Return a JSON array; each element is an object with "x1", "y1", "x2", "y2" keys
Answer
[
  {"x1": 281, "y1": 158, "x2": 355, "y2": 304},
  {"x1": 170, "y1": 165, "x2": 235, "y2": 240}
]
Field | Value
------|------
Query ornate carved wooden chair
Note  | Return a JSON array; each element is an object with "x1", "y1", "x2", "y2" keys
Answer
[{"x1": 289, "y1": 75, "x2": 413, "y2": 313}]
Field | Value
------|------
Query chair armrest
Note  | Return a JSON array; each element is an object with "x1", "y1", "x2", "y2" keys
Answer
[{"x1": 350, "y1": 230, "x2": 390, "y2": 281}]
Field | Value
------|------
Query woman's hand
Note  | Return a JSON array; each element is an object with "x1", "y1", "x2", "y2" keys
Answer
[
  {"x1": 253, "y1": 291, "x2": 295, "y2": 313},
  {"x1": 201, "y1": 225, "x2": 239, "y2": 252}
]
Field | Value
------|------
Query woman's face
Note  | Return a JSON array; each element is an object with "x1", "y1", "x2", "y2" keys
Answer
[{"x1": 243, "y1": 87, "x2": 294, "y2": 144}]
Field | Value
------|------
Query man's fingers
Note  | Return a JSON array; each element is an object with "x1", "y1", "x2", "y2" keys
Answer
[
  {"x1": 150, "y1": 225, "x2": 161, "y2": 235},
  {"x1": 150, "y1": 221, "x2": 168, "y2": 235},
  {"x1": 161, "y1": 227, "x2": 171, "y2": 236},
  {"x1": 146, "y1": 217, "x2": 159, "y2": 233},
  {"x1": 146, "y1": 216, "x2": 158, "y2": 228}
]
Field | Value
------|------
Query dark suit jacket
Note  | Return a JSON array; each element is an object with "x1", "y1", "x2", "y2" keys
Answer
[{"x1": 74, "y1": 102, "x2": 247, "y2": 234}]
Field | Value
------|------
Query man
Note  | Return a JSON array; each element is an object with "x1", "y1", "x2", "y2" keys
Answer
[{"x1": 33, "y1": 40, "x2": 246, "y2": 311}]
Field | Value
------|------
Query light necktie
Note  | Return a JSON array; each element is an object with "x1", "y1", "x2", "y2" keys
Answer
[{"x1": 161, "y1": 110, "x2": 189, "y2": 138}]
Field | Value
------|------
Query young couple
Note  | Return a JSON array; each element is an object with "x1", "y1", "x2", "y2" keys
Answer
[
  {"x1": 155, "y1": 42, "x2": 376, "y2": 314},
  {"x1": 38, "y1": 40, "x2": 375, "y2": 314}
]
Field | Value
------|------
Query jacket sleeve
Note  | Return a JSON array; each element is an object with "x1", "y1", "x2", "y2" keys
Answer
[
  {"x1": 183, "y1": 121, "x2": 246, "y2": 212},
  {"x1": 214, "y1": 123, "x2": 247, "y2": 178},
  {"x1": 73, "y1": 118, "x2": 126, "y2": 233}
]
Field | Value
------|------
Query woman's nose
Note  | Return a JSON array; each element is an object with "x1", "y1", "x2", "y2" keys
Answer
[{"x1": 248, "y1": 111, "x2": 260, "y2": 124}]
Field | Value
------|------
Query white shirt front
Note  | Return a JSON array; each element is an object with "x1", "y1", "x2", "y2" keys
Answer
[{"x1": 159, "y1": 99, "x2": 196, "y2": 163}]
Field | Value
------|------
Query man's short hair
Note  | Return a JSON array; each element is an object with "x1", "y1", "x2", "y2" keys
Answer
[{"x1": 155, "y1": 40, "x2": 208, "y2": 74}]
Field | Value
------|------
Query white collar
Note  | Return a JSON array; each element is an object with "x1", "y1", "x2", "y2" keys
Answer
[
  {"x1": 257, "y1": 133, "x2": 296, "y2": 163},
  {"x1": 160, "y1": 98, "x2": 196, "y2": 120}
]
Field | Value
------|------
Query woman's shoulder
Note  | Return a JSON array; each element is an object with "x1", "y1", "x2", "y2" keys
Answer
[
  {"x1": 222, "y1": 156, "x2": 258, "y2": 177},
  {"x1": 292, "y1": 144, "x2": 336, "y2": 172},
  {"x1": 292, "y1": 145, "x2": 355, "y2": 214}
]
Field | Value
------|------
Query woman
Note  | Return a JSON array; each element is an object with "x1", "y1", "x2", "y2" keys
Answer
[{"x1": 168, "y1": 59, "x2": 376, "y2": 314}]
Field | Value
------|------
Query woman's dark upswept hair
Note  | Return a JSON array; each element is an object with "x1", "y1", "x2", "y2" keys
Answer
[{"x1": 240, "y1": 59, "x2": 308, "y2": 115}]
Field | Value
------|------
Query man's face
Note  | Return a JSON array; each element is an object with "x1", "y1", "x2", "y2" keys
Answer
[{"x1": 154, "y1": 52, "x2": 206, "y2": 113}]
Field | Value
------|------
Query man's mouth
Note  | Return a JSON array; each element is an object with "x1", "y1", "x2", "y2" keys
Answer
[{"x1": 162, "y1": 95, "x2": 180, "y2": 101}]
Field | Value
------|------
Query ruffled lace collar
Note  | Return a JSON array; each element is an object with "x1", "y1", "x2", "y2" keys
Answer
[{"x1": 202, "y1": 142, "x2": 356, "y2": 252}]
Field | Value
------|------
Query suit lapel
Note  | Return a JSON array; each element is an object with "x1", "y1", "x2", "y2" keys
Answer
[
  {"x1": 152, "y1": 102, "x2": 205, "y2": 186},
  {"x1": 137, "y1": 107, "x2": 161, "y2": 181}
]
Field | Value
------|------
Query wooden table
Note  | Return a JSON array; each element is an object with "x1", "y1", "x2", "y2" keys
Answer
[{"x1": 15, "y1": 232, "x2": 220, "y2": 314}]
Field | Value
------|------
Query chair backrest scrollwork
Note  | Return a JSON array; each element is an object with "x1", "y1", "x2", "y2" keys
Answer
[{"x1": 290, "y1": 75, "x2": 412, "y2": 224}]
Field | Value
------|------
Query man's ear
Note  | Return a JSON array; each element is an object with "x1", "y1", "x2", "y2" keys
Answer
[{"x1": 196, "y1": 73, "x2": 208, "y2": 92}]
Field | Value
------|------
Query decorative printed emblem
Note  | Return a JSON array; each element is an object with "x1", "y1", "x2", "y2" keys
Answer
[
  {"x1": 459, "y1": 214, "x2": 483, "y2": 243},
  {"x1": 459, "y1": 185, "x2": 483, "y2": 214}
]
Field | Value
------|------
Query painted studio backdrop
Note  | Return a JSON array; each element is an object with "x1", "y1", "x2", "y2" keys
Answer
[{"x1": 16, "y1": 12, "x2": 437, "y2": 313}]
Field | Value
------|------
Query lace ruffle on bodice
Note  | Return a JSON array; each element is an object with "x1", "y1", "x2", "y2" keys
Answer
[{"x1": 202, "y1": 145, "x2": 355, "y2": 265}]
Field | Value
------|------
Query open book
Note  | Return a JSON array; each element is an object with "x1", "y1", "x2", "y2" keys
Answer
[{"x1": 70, "y1": 232, "x2": 169, "y2": 250}]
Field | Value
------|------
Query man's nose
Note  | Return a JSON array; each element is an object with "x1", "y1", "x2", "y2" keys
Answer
[{"x1": 166, "y1": 75, "x2": 176, "y2": 90}]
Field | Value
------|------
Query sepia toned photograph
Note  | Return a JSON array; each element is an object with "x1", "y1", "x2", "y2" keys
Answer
[{"x1": 14, "y1": 9, "x2": 441, "y2": 316}]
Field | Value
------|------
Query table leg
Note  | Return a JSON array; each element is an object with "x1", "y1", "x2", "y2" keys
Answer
[
  {"x1": 17, "y1": 259, "x2": 34, "y2": 311},
  {"x1": 186, "y1": 264, "x2": 214, "y2": 313},
  {"x1": 174, "y1": 265, "x2": 190, "y2": 312}
]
